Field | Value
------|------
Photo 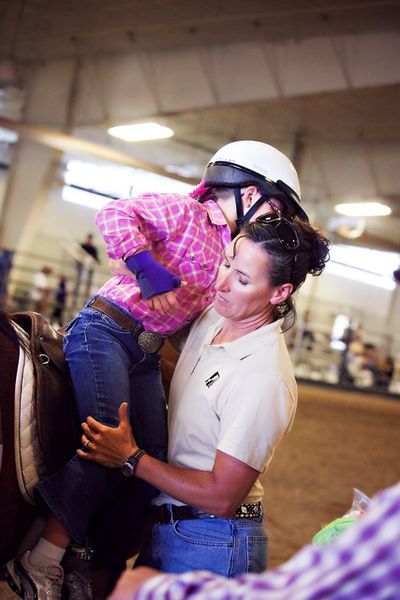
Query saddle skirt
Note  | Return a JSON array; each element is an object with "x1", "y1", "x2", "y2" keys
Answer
[
  {"x1": 13, "y1": 327, "x2": 45, "y2": 503},
  {"x1": 10, "y1": 312, "x2": 80, "y2": 504}
]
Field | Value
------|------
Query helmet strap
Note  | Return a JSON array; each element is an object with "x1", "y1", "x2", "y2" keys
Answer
[
  {"x1": 234, "y1": 189, "x2": 273, "y2": 236},
  {"x1": 242, "y1": 196, "x2": 271, "y2": 223},
  {"x1": 234, "y1": 188, "x2": 244, "y2": 230},
  {"x1": 233, "y1": 190, "x2": 284, "y2": 237}
]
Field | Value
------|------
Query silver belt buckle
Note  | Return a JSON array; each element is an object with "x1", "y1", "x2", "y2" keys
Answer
[{"x1": 137, "y1": 330, "x2": 163, "y2": 354}]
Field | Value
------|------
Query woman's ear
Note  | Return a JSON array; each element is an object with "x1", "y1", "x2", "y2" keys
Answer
[{"x1": 270, "y1": 283, "x2": 293, "y2": 305}]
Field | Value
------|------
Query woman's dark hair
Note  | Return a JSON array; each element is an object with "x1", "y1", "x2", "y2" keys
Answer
[{"x1": 238, "y1": 216, "x2": 331, "y2": 329}]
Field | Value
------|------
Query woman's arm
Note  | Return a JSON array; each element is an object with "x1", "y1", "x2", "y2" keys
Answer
[
  {"x1": 77, "y1": 403, "x2": 259, "y2": 517},
  {"x1": 136, "y1": 448, "x2": 258, "y2": 517}
]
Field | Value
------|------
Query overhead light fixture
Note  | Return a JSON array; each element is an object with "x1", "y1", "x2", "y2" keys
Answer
[
  {"x1": 334, "y1": 201, "x2": 391, "y2": 217},
  {"x1": 108, "y1": 122, "x2": 174, "y2": 142}
]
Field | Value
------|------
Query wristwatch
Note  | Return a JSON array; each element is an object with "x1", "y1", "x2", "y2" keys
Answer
[{"x1": 121, "y1": 449, "x2": 147, "y2": 477}]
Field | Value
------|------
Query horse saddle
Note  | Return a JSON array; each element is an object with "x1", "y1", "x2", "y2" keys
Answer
[{"x1": 10, "y1": 311, "x2": 80, "y2": 503}]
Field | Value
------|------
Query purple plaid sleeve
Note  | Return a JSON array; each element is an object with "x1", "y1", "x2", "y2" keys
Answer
[{"x1": 134, "y1": 483, "x2": 400, "y2": 599}]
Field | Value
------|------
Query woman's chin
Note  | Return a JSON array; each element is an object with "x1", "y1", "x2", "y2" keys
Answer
[{"x1": 215, "y1": 298, "x2": 229, "y2": 315}]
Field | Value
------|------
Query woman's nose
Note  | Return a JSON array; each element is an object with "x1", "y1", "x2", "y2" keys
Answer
[{"x1": 216, "y1": 270, "x2": 230, "y2": 291}]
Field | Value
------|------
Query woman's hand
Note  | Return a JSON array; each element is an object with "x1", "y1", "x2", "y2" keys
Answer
[
  {"x1": 108, "y1": 567, "x2": 161, "y2": 600},
  {"x1": 77, "y1": 402, "x2": 138, "y2": 468},
  {"x1": 146, "y1": 288, "x2": 183, "y2": 315}
]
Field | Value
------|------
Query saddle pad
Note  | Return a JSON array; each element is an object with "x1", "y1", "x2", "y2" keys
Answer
[{"x1": 13, "y1": 325, "x2": 45, "y2": 504}]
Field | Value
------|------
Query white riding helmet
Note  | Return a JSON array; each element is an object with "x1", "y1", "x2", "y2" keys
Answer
[{"x1": 204, "y1": 140, "x2": 308, "y2": 221}]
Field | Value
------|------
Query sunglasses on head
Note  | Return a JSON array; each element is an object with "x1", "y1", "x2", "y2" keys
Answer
[{"x1": 255, "y1": 213, "x2": 299, "y2": 250}]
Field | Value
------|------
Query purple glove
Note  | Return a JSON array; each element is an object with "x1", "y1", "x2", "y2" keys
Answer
[{"x1": 125, "y1": 251, "x2": 181, "y2": 299}]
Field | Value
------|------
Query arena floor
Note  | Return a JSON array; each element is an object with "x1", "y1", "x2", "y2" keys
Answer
[
  {"x1": 2, "y1": 383, "x2": 399, "y2": 598},
  {"x1": 264, "y1": 383, "x2": 400, "y2": 567}
]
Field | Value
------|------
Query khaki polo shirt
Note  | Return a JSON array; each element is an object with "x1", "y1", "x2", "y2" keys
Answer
[{"x1": 155, "y1": 305, "x2": 297, "y2": 506}]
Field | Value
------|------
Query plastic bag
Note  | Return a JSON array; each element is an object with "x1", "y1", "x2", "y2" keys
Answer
[{"x1": 312, "y1": 488, "x2": 371, "y2": 545}]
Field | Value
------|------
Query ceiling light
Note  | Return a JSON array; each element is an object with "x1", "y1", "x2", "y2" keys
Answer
[
  {"x1": 108, "y1": 122, "x2": 174, "y2": 142},
  {"x1": 334, "y1": 201, "x2": 391, "y2": 217}
]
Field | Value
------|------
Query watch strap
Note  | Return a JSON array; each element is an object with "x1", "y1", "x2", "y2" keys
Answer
[{"x1": 123, "y1": 448, "x2": 147, "y2": 477}]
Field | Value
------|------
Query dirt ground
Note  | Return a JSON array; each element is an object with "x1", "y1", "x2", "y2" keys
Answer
[
  {"x1": 264, "y1": 382, "x2": 400, "y2": 567},
  {"x1": 1, "y1": 383, "x2": 399, "y2": 598}
]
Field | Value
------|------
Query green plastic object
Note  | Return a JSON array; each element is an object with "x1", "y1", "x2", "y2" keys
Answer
[{"x1": 312, "y1": 515, "x2": 359, "y2": 545}]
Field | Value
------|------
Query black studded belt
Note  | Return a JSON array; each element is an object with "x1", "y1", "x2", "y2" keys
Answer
[
  {"x1": 151, "y1": 501, "x2": 263, "y2": 523},
  {"x1": 88, "y1": 297, "x2": 164, "y2": 354}
]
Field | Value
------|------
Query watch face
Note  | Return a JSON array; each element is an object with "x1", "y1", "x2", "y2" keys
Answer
[{"x1": 121, "y1": 459, "x2": 134, "y2": 477}]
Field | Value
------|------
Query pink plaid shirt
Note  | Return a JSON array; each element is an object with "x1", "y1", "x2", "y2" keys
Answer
[{"x1": 96, "y1": 193, "x2": 231, "y2": 334}]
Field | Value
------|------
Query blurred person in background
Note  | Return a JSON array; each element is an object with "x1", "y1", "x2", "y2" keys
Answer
[
  {"x1": 29, "y1": 265, "x2": 53, "y2": 315},
  {"x1": 376, "y1": 354, "x2": 395, "y2": 391},
  {"x1": 51, "y1": 274, "x2": 68, "y2": 328},
  {"x1": 73, "y1": 233, "x2": 100, "y2": 301}
]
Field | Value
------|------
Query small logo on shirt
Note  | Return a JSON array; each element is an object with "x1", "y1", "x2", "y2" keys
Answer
[{"x1": 205, "y1": 372, "x2": 220, "y2": 388}]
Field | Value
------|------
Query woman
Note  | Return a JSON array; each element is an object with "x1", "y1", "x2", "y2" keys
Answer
[{"x1": 78, "y1": 213, "x2": 330, "y2": 577}]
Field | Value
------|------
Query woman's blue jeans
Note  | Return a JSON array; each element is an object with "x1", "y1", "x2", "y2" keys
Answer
[
  {"x1": 136, "y1": 513, "x2": 268, "y2": 576},
  {"x1": 35, "y1": 296, "x2": 168, "y2": 544}
]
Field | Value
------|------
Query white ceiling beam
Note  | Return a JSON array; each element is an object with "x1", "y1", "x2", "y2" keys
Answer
[
  {"x1": 66, "y1": 31, "x2": 400, "y2": 126},
  {"x1": 0, "y1": 117, "x2": 198, "y2": 184}
]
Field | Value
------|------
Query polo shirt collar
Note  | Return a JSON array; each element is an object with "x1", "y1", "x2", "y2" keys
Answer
[{"x1": 206, "y1": 316, "x2": 284, "y2": 360}]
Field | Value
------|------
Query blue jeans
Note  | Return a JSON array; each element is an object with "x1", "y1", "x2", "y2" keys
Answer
[
  {"x1": 136, "y1": 513, "x2": 268, "y2": 576},
  {"x1": 35, "y1": 296, "x2": 168, "y2": 544}
]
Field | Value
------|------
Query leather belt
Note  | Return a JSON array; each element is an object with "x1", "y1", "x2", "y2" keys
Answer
[
  {"x1": 151, "y1": 501, "x2": 263, "y2": 523},
  {"x1": 88, "y1": 297, "x2": 164, "y2": 354}
]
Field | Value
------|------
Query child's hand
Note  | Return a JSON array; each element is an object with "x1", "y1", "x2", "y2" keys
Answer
[
  {"x1": 108, "y1": 259, "x2": 133, "y2": 278},
  {"x1": 126, "y1": 251, "x2": 182, "y2": 299}
]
